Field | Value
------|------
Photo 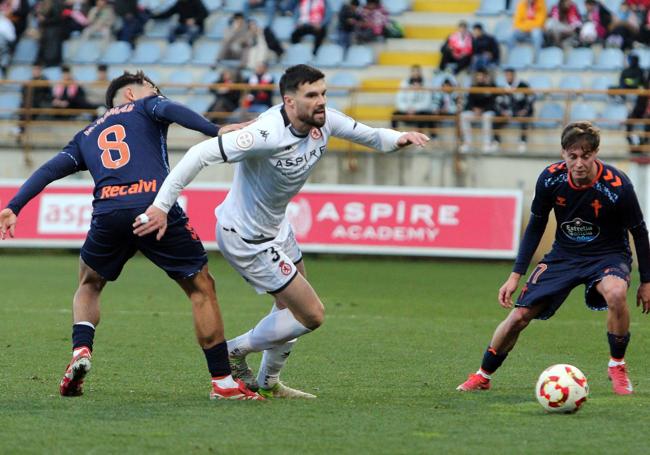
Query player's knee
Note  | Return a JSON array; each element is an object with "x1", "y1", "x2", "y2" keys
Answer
[
  {"x1": 508, "y1": 309, "x2": 534, "y2": 331},
  {"x1": 603, "y1": 285, "x2": 627, "y2": 308}
]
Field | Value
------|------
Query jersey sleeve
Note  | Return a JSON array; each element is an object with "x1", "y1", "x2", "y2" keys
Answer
[
  {"x1": 152, "y1": 118, "x2": 280, "y2": 213},
  {"x1": 144, "y1": 95, "x2": 219, "y2": 137},
  {"x1": 327, "y1": 108, "x2": 403, "y2": 153},
  {"x1": 6, "y1": 138, "x2": 84, "y2": 215}
]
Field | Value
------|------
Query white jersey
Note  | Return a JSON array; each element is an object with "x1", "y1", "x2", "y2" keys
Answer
[{"x1": 153, "y1": 104, "x2": 404, "y2": 240}]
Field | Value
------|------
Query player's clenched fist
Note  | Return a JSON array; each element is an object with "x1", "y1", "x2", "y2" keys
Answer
[
  {"x1": 0, "y1": 207, "x2": 17, "y2": 240},
  {"x1": 133, "y1": 205, "x2": 168, "y2": 240}
]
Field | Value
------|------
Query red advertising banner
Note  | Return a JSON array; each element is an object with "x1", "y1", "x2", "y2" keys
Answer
[{"x1": 0, "y1": 180, "x2": 522, "y2": 258}]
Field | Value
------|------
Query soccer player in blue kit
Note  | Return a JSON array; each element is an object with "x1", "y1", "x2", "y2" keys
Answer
[
  {"x1": 0, "y1": 71, "x2": 261, "y2": 400},
  {"x1": 457, "y1": 121, "x2": 650, "y2": 395}
]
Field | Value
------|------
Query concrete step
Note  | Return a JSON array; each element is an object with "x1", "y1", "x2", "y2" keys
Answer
[
  {"x1": 413, "y1": 0, "x2": 480, "y2": 13},
  {"x1": 400, "y1": 11, "x2": 474, "y2": 24},
  {"x1": 385, "y1": 38, "x2": 444, "y2": 52}
]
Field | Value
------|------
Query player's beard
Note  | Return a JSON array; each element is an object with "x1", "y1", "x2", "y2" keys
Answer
[{"x1": 299, "y1": 106, "x2": 326, "y2": 128}]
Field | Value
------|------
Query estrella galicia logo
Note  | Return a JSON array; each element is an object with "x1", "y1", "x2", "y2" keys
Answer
[{"x1": 560, "y1": 218, "x2": 600, "y2": 243}]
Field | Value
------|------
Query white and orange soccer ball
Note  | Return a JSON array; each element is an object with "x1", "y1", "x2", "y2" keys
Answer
[{"x1": 535, "y1": 364, "x2": 589, "y2": 413}]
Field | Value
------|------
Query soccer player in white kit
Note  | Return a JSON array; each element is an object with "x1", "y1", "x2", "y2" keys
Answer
[{"x1": 134, "y1": 65, "x2": 430, "y2": 398}]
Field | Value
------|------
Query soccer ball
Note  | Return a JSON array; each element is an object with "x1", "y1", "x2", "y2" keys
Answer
[{"x1": 535, "y1": 364, "x2": 589, "y2": 413}]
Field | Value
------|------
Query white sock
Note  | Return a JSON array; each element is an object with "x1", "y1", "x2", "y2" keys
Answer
[
  {"x1": 212, "y1": 374, "x2": 238, "y2": 389},
  {"x1": 227, "y1": 308, "x2": 310, "y2": 356},
  {"x1": 477, "y1": 369, "x2": 491, "y2": 380},
  {"x1": 609, "y1": 358, "x2": 626, "y2": 367},
  {"x1": 257, "y1": 339, "x2": 297, "y2": 389}
]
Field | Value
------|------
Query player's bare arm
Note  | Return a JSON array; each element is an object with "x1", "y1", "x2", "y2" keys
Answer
[
  {"x1": 0, "y1": 207, "x2": 17, "y2": 239},
  {"x1": 498, "y1": 272, "x2": 522, "y2": 309},
  {"x1": 637, "y1": 282, "x2": 650, "y2": 314},
  {"x1": 218, "y1": 119, "x2": 255, "y2": 135}
]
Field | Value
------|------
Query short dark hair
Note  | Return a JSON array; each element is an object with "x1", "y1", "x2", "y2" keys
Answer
[
  {"x1": 279, "y1": 64, "x2": 325, "y2": 97},
  {"x1": 61, "y1": 64, "x2": 71, "y2": 73},
  {"x1": 105, "y1": 70, "x2": 159, "y2": 108},
  {"x1": 97, "y1": 64, "x2": 108, "y2": 72},
  {"x1": 473, "y1": 23, "x2": 483, "y2": 31},
  {"x1": 561, "y1": 121, "x2": 600, "y2": 152}
]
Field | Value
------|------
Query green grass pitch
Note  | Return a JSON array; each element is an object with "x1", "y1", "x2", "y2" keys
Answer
[{"x1": 1, "y1": 252, "x2": 648, "y2": 454}]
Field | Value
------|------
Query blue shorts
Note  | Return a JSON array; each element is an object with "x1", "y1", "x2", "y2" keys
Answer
[
  {"x1": 516, "y1": 250, "x2": 631, "y2": 320},
  {"x1": 80, "y1": 205, "x2": 207, "y2": 281}
]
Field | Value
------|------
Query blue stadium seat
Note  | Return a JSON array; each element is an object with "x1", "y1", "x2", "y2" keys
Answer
[
  {"x1": 585, "y1": 75, "x2": 614, "y2": 101},
  {"x1": 100, "y1": 41, "x2": 132, "y2": 65},
  {"x1": 563, "y1": 47, "x2": 593, "y2": 70},
  {"x1": 7, "y1": 65, "x2": 32, "y2": 82},
  {"x1": 313, "y1": 43, "x2": 344, "y2": 68},
  {"x1": 74, "y1": 66, "x2": 99, "y2": 82},
  {"x1": 532, "y1": 46, "x2": 563, "y2": 70},
  {"x1": 341, "y1": 45, "x2": 374, "y2": 68},
  {"x1": 492, "y1": 17, "x2": 513, "y2": 43},
  {"x1": 205, "y1": 15, "x2": 230, "y2": 40},
  {"x1": 145, "y1": 19, "x2": 173, "y2": 39},
  {"x1": 223, "y1": 0, "x2": 245, "y2": 12},
  {"x1": 633, "y1": 49, "x2": 650, "y2": 69},
  {"x1": 71, "y1": 40, "x2": 104, "y2": 64},
  {"x1": 527, "y1": 74, "x2": 552, "y2": 97},
  {"x1": 131, "y1": 40, "x2": 165, "y2": 64},
  {"x1": 594, "y1": 47, "x2": 624, "y2": 70},
  {"x1": 604, "y1": 0, "x2": 624, "y2": 10},
  {"x1": 160, "y1": 41, "x2": 192, "y2": 65},
  {"x1": 328, "y1": 71, "x2": 359, "y2": 96},
  {"x1": 569, "y1": 102, "x2": 597, "y2": 122},
  {"x1": 12, "y1": 38, "x2": 38, "y2": 64},
  {"x1": 281, "y1": 43, "x2": 313, "y2": 66},
  {"x1": 192, "y1": 40, "x2": 221, "y2": 66},
  {"x1": 186, "y1": 94, "x2": 213, "y2": 114},
  {"x1": 270, "y1": 16, "x2": 295, "y2": 41},
  {"x1": 535, "y1": 102, "x2": 564, "y2": 128},
  {"x1": 506, "y1": 45, "x2": 533, "y2": 70},
  {"x1": 597, "y1": 103, "x2": 628, "y2": 130},
  {"x1": 477, "y1": 0, "x2": 505, "y2": 15},
  {"x1": 164, "y1": 70, "x2": 194, "y2": 95},
  {"x1": 431, "y1": 73, "x2": 457, "y2": 88},
  {"x1": 384, "y1": 0, "x2": 410, "y2": 14},
  {"x1": 0, "y1": 92, "x2": 21, "y2": 119},
  {"x1": 554, "y1": 75, "x2": 583, "y2": 99},
  {"x1": 203, "y1": 0, "x2": 222, "y2": 12},
  {"x1": 43, "y1": 66, "x2": 62, "y2": 82}
]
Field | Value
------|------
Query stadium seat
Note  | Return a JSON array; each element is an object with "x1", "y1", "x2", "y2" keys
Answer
[
  {"x1": 594, "y1": 48, "x2": 624, "y2": 70},
  {"x1": 281, "y1": 43, "x2": 313, "y2": 66},
  {"x1": 145, "y1": 18, "x2": 174, "y2": 39},
  {"x1": 328, "y1": 0, "x2": 345, "y2": 12},
  {"x1": 431, "y1": 72, "x2": 457, "y2": 88},
  {"x1": 205, "y1": 15, "x2": 230, "y2": 40},
  {"x1": 164, "y1": 70, "x2": 194, "y2": 95},
  {"x1": 477, "y1": 0, "x2": 505, "y2": 15},
  {"x1": 506, "y1": 45, "x2": 533, "y2": 70},
  {"x1": 270, "y1": 16, "x2": 295, "y2": 41},
  {"x1": 42, "y1": 66, "x2": 62, "y2": 82},
  {"x1": 0, "y1": 92, "x2": 21, "y2": 119},
  {"x1": 70, "y1": 40, "x2": 104, "y2": 64},
  {"x1": 223, "y1": 0, "x2": 245, "y2": 12},
  {"x1": 192, "y1": 40, "x2": 221, "y2": 66},
  {"x1": 532, "y1": 46, "x2": 563, "y2": 70},
  {"x1": 131, "y1": 40, "x2": 165, "y2": 64},
  {"x1": 160, "y1": 41, "x2": 192, "y2": 65},
  {"x1": 100, "y1": 41, "x2": 132, "y2": 65},
  {"x1": 3, "y1": 65, "x2": 31, "y2": 91},
  {"x1": 341, "y1": 45, "x2": 374, "y2": 68},
  {"x1": 492, "y1": 18, "x2": 513, "y2": 44},
  {"x1": 73, "y1": 66, "x2": 99, "y2": 83},
  {"x1": 563, "y1": 47, "x2": 593, "y2": 70},
  {"x1": 597, "y1": 102, "x2": 628, "y2": 129},
  {"x1": 12, "y1": 38, "x2": 38, "y2": 64},
  {"x1": 313, "y1": 43, "x2": 344, "y2": 68},
  {"x1": 569, "y1": 102, "x2": 597, "y2": 122},
  {"x1": 535, "y1": 102, "x2": 564, "y2": 128},
  {"x1": 585, "y1": 75, "x2": 614, "y2": 101},
  {"x1": 604, "y1": 0, "x2": 624, "y2": 10},
  {"x1": 555, "y1": 75, "x2": 583, "y2": 99},
  {"x1": 527, "y1": 74, "x2": 552, "y2": 97},
  {"x1": 384, "y1": 0, "x2": 410, "y2": 14},
  {"x1": 328, "y1": 71, "x2": 359, "y2": 96},
  {"x1": 203, "y1": 0, "x2": 222, "y2": 11},
  {"x1": 186, "y1": 94, "x2": 213, "y2": 114}
]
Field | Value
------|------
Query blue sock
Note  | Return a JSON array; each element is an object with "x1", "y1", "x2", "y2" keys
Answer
[
  {"x1": 607, "y1": 332, "x2": 630, "y2": 360},
  {"x1": 203, "y1": 341, "x2": 231, "y2": 378},
  {"x1": 72, "y1": 323, "x2": 95, "y2": 351}
]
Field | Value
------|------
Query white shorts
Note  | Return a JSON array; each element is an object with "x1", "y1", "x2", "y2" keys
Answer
[{"x1": 216, "y1": 222, "x2": 302, "y2": 294}]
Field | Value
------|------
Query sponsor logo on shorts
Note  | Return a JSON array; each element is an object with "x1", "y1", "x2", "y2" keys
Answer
[
  {"x1": 560, "y1": 217, "x2": 600, "y2": 243},
  {"x1": 279, "y1": 260, "x2": 292, "y2": 275},
  {"x1": 236, "y1": 131, "x2": 254, "y2": 150},
  {"x1": 99, "y1": 178, "x2": 157, "y2": 199}
]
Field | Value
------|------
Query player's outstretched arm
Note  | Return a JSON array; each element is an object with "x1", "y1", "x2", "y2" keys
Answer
[
  {"x1": 498, "y1": 272, "x2": 522, "y2": 309},
  {"x1": 0, "y1": 207, "x2": 17, "y2": 240},
  {"x1": 636, "y1": 282, "x2": 650, "y2": 314},
  {"x1": 133, "y1": 206, "x2": 168, "y2": 240}
]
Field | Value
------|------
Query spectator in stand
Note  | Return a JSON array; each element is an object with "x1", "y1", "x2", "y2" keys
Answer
[
  {"x1": 430, "y1": 77, "x2": 458, "y2": 142},
  {"x1": 51, "y1": 65, "x2": 94, "y2": 118},
  {"x1": 459, "y1": 68, "x2": 498, "y2": 153},
  {"x1": 439, "y1": 21, "x2": 473, "y2": 75},
  {"x1": 217, "y1": 12, "x2": 252, "y2": 62},
  {"x1": 337, "y1": 0, "x2": 361, "y2": 51},
  {"x1": 79, "y1": 0, "x2": 116, "y2": 45},
  {"x1": 356, "y1": 0, "x2": 389, "y2": 43},
  {"x1": 544, "y1": 0, "x2": 582, "y2": 47},
  {"x1": 36, "y1": 0, "x2": 66, "y2": 67},
  {"x1": 243, "y1": 0, "x2": 277, "y2": 28},
  {"x1": 62, "y1": 0, "x2": 90, "y2": 38},
  {"x1": 5, "y1": 0, "x2": 31, "y2": 45},
  {"x1": 152, "y1": 0, "x2": 208, "y2": 45},
  {"x1": 619, "y1": 53, "x2": 646, "y2": 90},
  {"x1": 471, "y1": 23, "x2": 500, "y2": 72},
  {"x1": 244, "y1": 20, "x2": 273, "y2": 69},
  {"x1": 15, "y1": 63, "x2": 52, "y2": 139},
  {"x1": 390, "y1": 65, "x2": 432, "y2": 130},
  {"x1": 207, "y1": 68, "x2": 242, "y2": 116},
  {"x1": 244, "y1": 61, "x2": 274, "y2": 113},
  {"x1": 636, "y1": 2, "x2": 650, "y2": 46},
  {"x1": 85, "y1": 64, "x2": 109, "y2": 109},
  {"x1": 626, "y1": 78, "x2": 650, "y2": 153},
  {"x1": 290, "y1": 0, "x2": 331, "y2": 56},
  {"x1": 494, "y1": 68, "x2": 535, "y2": 153},
  {"x1": 509, "y1": 0, "x2": 546, "y2": 56},
  {"x1": 0, "y1": 7, "x2": 16, "y2": 76},
  {"x1": 114, "y1": 0, "x2": 147, "y2": 47},
  {"x1": 579, "y1": 0, "x2": 613, "y2": 45}
]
